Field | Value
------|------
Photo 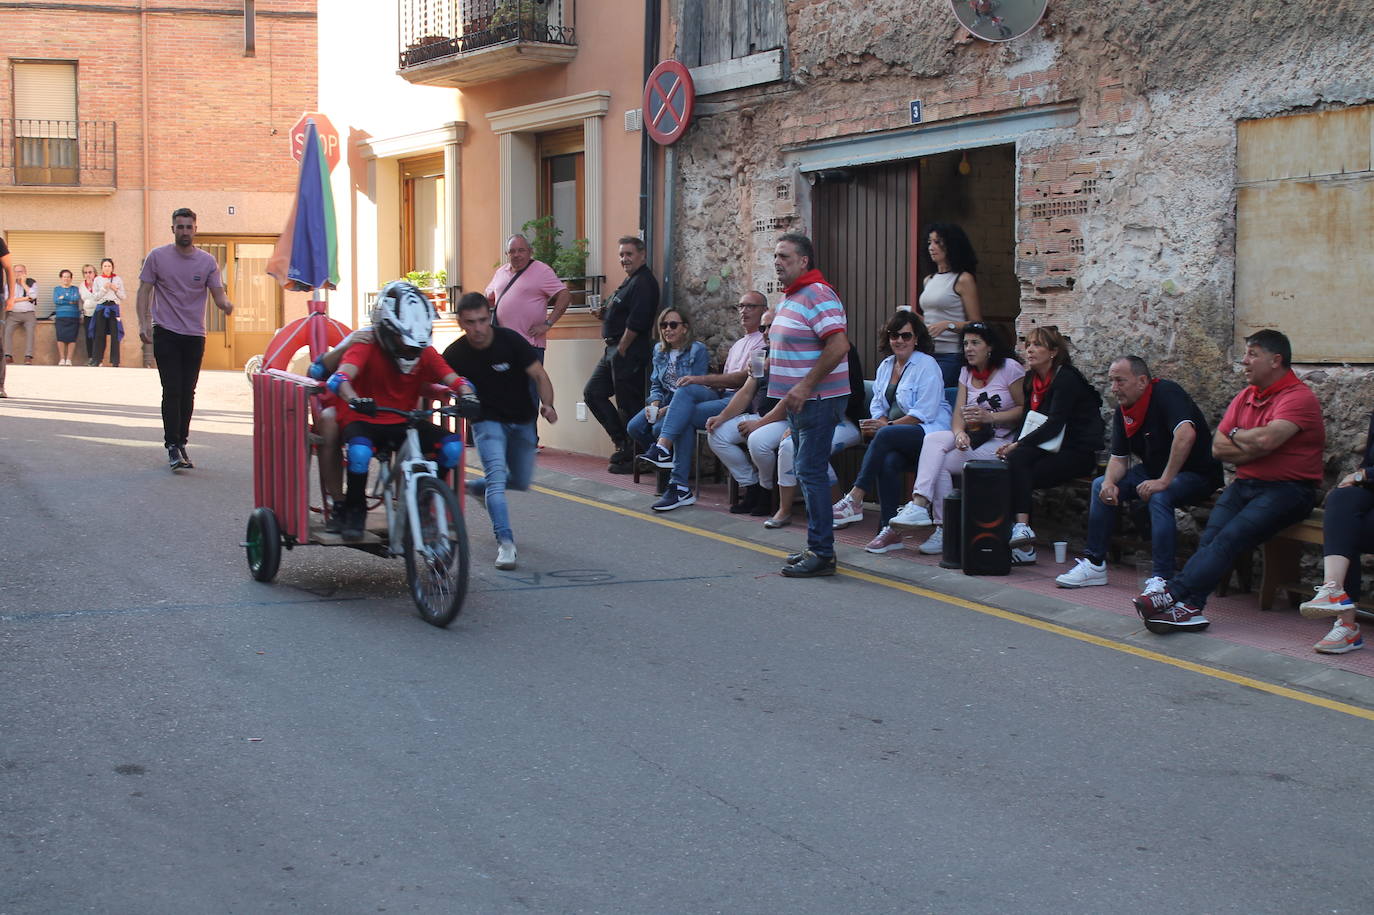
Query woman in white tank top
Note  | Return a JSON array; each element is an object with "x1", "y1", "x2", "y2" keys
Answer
[{"x1": 917, "y1": 223, "x2": 983, "y2": 387}]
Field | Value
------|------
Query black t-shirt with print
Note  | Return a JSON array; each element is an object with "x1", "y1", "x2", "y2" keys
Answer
[{"x1": 442, "y1": 326, "x2": 539, "y2": 424}]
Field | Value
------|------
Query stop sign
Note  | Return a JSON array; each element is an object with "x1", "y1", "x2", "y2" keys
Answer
[{"x1": 290, "y1": 112, "x2": 341, "y2": 172}]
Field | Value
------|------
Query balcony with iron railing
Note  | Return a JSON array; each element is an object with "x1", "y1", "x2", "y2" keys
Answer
[
  {"x1": 0, "y1": 119, "x2": 117, "y2": 190},
  {"x1": 398, "y1": 0, "x2": 576, "y2": 88}
]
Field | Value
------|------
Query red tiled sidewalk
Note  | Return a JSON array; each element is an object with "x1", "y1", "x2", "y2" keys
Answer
[{"x1": 530, "y1": 446, "x2": 1374, "y2": 683}]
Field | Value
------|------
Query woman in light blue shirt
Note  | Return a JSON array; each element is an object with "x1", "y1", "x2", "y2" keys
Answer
[{"x1": 831, "y1": 309, "x2": 951, "y2": 553}]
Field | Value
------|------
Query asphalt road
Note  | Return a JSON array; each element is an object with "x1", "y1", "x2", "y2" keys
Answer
[{"x1": 3, "y1": 368, "x2": 1373, "y2": 914}]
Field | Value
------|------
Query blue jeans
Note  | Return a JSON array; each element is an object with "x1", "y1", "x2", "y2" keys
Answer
[
  {"x1": 853, "y1": 423, "x2": 928, "y2": 526},
  {"x1": 932, "y1": 352, "x2": 963, "y2": 388},
  {"x1": 469, "y1": 419, "x2": 538, "y2": 543},
  {"x1": 1084, "y1": 467, "x2": 1217, "y2": 578},
  {"x1": 655, "y1": 383, "x2": 729, "y2": 488},
  {"x1": 1171, "y1": 479, "x2": 1317, "y2": 608},
  {"x1": 789, "y1": 397, "x2": 846, "y2": 558}
]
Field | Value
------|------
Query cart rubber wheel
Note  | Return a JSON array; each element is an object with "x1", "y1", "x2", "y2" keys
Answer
[
  {"x1": 404, "y1": 477, "x2": 469, "y2": 628},
  {"x1": 243, "y1": 354, "x2": 263, "y2": 380},
  {"x1": 246, "y1": 506, "x2": 282, "y2": 582}
]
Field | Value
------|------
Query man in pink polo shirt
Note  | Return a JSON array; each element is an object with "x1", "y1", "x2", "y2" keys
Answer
[
  {"x1": 136, "y1": 207, "x2": 234, "y2": 472},
  {"x1": 484, "y1": 234, "x2": 571, "y2": 362},
  {"x1": 1132, "y1": 329, "x2": 1324, "y2": 633}
]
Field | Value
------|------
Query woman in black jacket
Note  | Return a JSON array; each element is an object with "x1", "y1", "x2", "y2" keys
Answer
[{"x1": 995, "y1": 325, "x2": 1104, "y2": 563}]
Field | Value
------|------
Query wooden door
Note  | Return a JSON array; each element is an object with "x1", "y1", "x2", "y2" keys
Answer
[
  {"x1": 811, "y1": 160, "x2": 920, "y2": 378},
  {"x1": 197, "y1": 237, "x2": 283, "y2": 370}
]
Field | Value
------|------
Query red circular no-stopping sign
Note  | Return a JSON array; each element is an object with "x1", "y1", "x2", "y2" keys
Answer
[{"x1": 644, "y1": 59, "x2": 695, "y2": 145}]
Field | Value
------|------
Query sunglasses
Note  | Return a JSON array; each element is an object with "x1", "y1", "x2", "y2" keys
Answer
[
  {"x1": 888, "y1": 331, "x2": 915, "y2": 341},
  {"x1": 659, "y1": 320, "x2": 684, "y2": 330},
  {"x1": 964, "y1": 322, "x2": 989, "y2": 332}
]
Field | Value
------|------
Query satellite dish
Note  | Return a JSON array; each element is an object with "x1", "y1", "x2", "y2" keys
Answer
[{"x1": 950, "y1": 0, "x2": 1048, "y2": 42}]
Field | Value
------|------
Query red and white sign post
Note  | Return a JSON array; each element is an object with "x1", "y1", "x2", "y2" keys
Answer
[{"x1": 290, "y1": 112, "x2": 341, "y2": 172}]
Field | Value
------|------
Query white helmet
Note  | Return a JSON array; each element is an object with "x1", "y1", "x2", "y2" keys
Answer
[{"x1": 373, "y1": 281, "x2": 433, "y2": 374}]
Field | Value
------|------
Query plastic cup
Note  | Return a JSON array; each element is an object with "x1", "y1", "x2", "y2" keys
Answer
[
  {"x1": 647, "y1": 404, "x2": 659, "y2": 423},
  {"x1": 1054, "y1": 541, "x2": 1068, "y2": 564}
]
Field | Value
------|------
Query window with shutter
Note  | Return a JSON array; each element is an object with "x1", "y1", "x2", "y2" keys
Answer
[
  {"x1": 12, "y1": 61, "x2": 78, "y2": 185},
  {"x1": 679, "y1": 0, "x2": 785, "y2": 95},
  {"x1": 1235, "y1": 105, "x2": 1374, "y2": 363}
]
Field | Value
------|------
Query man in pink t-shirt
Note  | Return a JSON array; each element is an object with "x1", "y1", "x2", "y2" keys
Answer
[
  {"x1": 483, "y1": 234, "x2": 570, "y2": 358},
  {"x1": 136, "y1": 207, "x2": 234, "y2": 472},
  {"x1": 1132, "y1": 329, "x2": 1324, "y2": 633}
]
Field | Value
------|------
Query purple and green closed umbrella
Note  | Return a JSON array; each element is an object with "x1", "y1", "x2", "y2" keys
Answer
[{"x1": 267, "y1": 119, "x2": 339, "y2": 291}]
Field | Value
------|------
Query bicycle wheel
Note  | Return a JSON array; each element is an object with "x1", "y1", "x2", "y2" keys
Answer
[
  {"x1": 404, "y1": 476, "x2": 470, "y2": 627},
  {"x1": 245, "y1": 506, "x2": 282, "y2": 582}
]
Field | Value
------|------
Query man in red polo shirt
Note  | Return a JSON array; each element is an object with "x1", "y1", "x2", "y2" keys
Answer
[{"x1": 1132, "y1": 329, "x2": 1324, "y2": 633}]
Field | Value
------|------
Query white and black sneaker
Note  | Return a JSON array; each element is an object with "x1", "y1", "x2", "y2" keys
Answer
[
  {"x1": 178, "y1": 445, "x2": 194, "y2": 469},
  {"x1": 652, "y1": 485, "x2": 696, "y2": 511},
  {"x1": 1011, "y1": 544, "x2": 1037, "y2": 565},
  {"x1": 167, "y1": 445, "x2": 188, "y2": 471}
]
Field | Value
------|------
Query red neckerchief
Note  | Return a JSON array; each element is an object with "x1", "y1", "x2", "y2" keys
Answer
[
  {"x1": 1120, "y1": 378, "x2": 1156, "y2": 438},
  {"x1": 968, "y1": 364, "x2": 993, "y2": 385},
  {"x1": 1245, "y1": 369, "x2": 1301, "y2": 406},
  {"x1": 84, "y1": 278, "x2": 94, "y2": 291},
  {"x1": 1029, "y1": 368, "x2": 1055, "y2": 411},
  {"x1": 782, "y1": 269, "x2": 836, "y2": 297}
]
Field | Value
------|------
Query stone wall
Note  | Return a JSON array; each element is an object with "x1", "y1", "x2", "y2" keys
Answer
[{"x1": 668, "y1": 0, "x2": 1374, "y2": 480}]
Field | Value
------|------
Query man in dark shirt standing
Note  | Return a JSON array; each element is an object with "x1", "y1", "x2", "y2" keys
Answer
[
  {"x1": 1058, "y1": 355, "x2": 1222, "y2": 591},
  {"x1": 443, "y1": 292, "x2": 557, "y2": 571},
  {"x1": 583, "y1": 235, "x2": 658, "y2": 473}
]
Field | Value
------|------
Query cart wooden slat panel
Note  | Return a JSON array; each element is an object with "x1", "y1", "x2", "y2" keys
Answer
[{"x1": 252, "y1": 373, "x2": 312, "y2": 544}]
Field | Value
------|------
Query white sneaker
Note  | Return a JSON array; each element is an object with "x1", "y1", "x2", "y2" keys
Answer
[
  {"x1": 495, "y1": 540, "x2": 517, "y2": 570},
  {"x1": 889, "y1": 500, "x2": 934, "y2": 530},
  {"x1": 1011, "y1": 545, "x2": 1037, "y2": 565},
  {"x1": 1142, "y1": 576, "x2": 1168, "y2": 595},
  {"x1": 918, "y1": 525, "x2": 944, "y2": 555},
  {"x1": 1009, "y1": 522, "x2": 1035, "y2": 548},
  {"x1": 1056, "y1": 557, "x2": 1108, "y2": 588}
]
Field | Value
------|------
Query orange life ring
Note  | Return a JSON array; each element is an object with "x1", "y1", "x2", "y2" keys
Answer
[{"x1": 258, "y1": 313, "x2": 352, "y2": 373}]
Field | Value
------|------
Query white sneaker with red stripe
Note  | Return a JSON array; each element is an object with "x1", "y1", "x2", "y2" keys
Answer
[{"x1": 1299, "y1": 582, "x2": 1355, "y2": 619}]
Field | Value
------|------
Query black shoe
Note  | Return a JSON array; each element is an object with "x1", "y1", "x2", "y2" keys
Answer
[
  {"x1": 178, "y1": 445, "x2": 193, "y2": 469},
  {"x1": 610, "y1": 442, "x2": 632, "y2": 464},
  {"x1": 781, "y1": 550, "x2": 836, "y2": 577},
  {"x1": 340, "y1": 504, "x2": 366, "y2": 541},
  {"x1": 730, "y1": 483, "x2": 764, "y2": 515},
  {"x1": 324, "y1": 499, "x2": 345, "y2": 534},
  {"x1": 167, "y1": 445, "x2": 187, "y2": 471},
  {"x1": 607, "y1": 459, "x2": 633, "y2": 475}
]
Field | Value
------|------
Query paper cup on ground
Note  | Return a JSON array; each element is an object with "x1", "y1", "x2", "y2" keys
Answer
[{"x1": 1053, "y1": 541, "x2": 1068, "y2": 564}]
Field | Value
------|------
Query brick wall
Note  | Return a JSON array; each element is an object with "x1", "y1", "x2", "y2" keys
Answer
[{"x1": 0, "y1": 0, "x2": 316, "y2": 191}]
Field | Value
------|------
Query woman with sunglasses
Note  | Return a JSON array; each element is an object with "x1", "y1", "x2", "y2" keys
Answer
[
  {"x1": 626, "y1": 308, "x2": 709, "y2": 510},
  {"x1": 919, "y1": 223, "x2": 983, "y2": 388},
  {"x1": 889, "y1": 322, "x2": 1025, "y2": 554},
  {"x1": 831, "y1": 310, "x2": 952, "y2": 552}
]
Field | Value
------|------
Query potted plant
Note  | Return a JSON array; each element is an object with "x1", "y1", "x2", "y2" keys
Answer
[
  {"x1": 490, "y1": 0, "x2": 549, "y2": 41},
  {"x1": 403, "y1": 269, "x2": 449, "y2": 312}
]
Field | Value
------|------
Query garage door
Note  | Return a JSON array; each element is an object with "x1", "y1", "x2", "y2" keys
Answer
[{"x1": 4, "y1": 231, "x2": 106, "y2": 318}]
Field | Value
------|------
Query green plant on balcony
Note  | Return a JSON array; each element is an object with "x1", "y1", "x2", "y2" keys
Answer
[
  {"x1": 521, "y1": 216, "x2": 588, "y2": 279},
  {"x1": 490, "y1": 0, "x2": 549, "y2": 39},
  {"x1": 404, "y1": 268, "x2": 448, "y2": 290}
]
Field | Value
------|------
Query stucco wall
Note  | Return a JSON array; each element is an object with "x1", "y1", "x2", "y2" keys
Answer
[{"x1": 668, "y1": 0, "x2": 1374, "y2": 478}]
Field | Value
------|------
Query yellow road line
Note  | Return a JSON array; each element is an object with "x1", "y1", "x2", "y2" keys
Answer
[{"x1": 532, "y1": 482, "x2": 1374, "y2": 722}]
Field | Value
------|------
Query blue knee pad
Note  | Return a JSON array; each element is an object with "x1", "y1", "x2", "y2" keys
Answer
[
  {"x1": 346, "y1": 437, "x2": 375, "y2": 474},
  {"x1": 437, "y1": 434, "x2": 464, "y2": 470}
]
